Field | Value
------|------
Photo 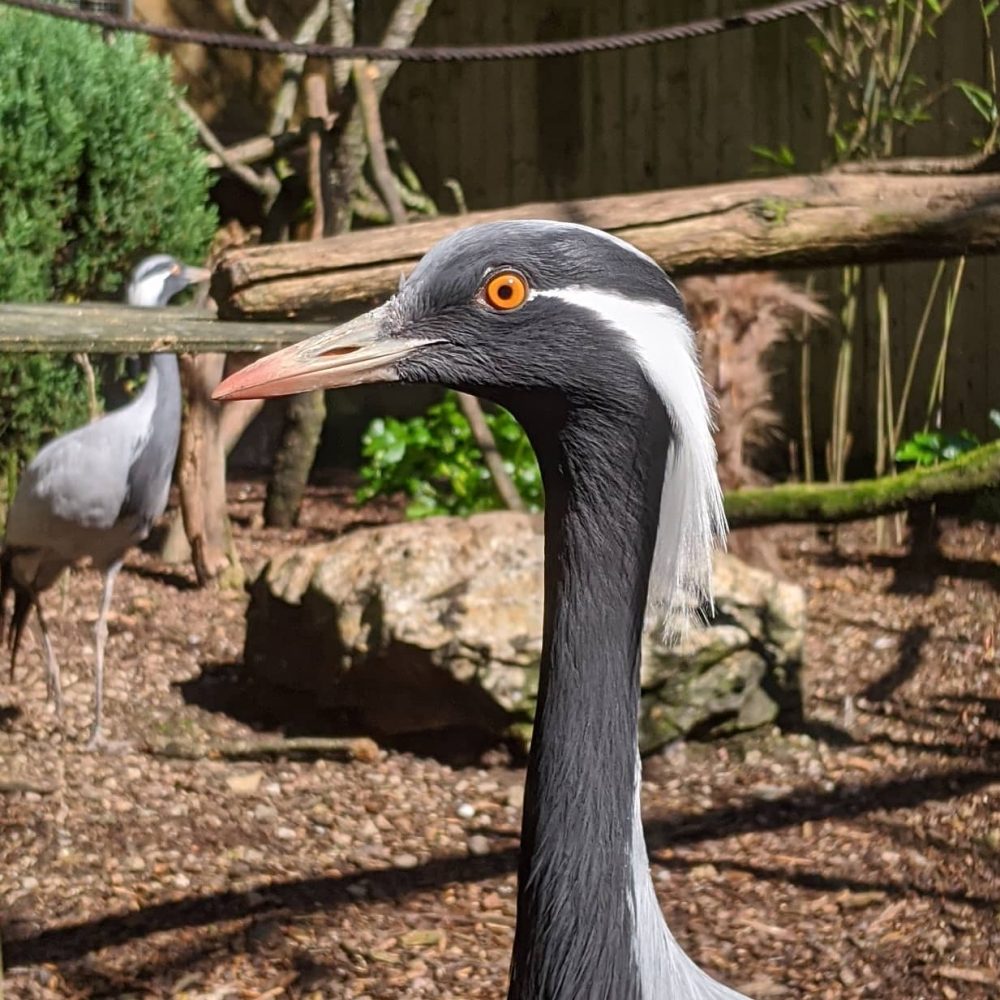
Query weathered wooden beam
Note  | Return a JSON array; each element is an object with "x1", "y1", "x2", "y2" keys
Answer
[
  {"x1": 0, "y1": 303, "x2": 329, "y2": 353},
  {"x1": 213, "y1": 162, "x2": 1000, "y2": 320}
]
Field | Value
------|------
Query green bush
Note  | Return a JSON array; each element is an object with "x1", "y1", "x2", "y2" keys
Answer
[
  {"x1": 358, "y1": 393, "x2": 543, "y2": 518},
  {"x1": 0, "y1": 7, "x2": 217, "y2": 472}
]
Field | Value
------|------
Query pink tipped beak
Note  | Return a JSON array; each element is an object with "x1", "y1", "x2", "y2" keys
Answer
[
  {"x1": 213, "y1": 306, "x2": 435, "y2": 402},
  {"x1": 181, "y1": 264, "x2": 213, "y2": 284}
]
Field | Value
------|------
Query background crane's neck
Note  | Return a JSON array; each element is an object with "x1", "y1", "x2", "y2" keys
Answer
[
  {"x1": 145, "y1": 353, "x2": 181, "y2": 425},
  {"x1": 507, "y1": 392, "x2": 667, "y2": 1000}
]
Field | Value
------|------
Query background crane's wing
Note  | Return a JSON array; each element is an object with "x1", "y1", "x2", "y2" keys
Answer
[{"x1": 4, "y1": 391, "x2": 158, "y2": 553}]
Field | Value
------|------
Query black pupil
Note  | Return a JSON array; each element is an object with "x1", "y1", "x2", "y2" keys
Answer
[{"x1": 497, "y1": 283, "x2": 513, "y2": 300}]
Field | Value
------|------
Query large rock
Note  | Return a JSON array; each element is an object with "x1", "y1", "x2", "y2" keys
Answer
[{"x1": 244, "y1": 512, "x2": 805, "y2": 751}]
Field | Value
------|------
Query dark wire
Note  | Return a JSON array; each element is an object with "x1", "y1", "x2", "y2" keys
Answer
[{"x1": 0, "y1": 0, "x2": 851, "y2": 62}]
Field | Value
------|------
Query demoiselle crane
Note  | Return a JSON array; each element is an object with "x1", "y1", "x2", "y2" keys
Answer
[
  {"x1": 1, "y1": 255, "x2": 210, "y2": 748},
  {"x1": 214, "y1": 222, "x2": 747, "y2": 999}
]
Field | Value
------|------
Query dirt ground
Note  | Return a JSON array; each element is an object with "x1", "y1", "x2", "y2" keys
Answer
[{"x1": 1, "y1": 482, "x2": 998, "y2": 1000}]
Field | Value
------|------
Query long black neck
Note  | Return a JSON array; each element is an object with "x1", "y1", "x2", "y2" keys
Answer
[{"x1": 507, "y1": 394, "x2": 668, "y2": 1000}]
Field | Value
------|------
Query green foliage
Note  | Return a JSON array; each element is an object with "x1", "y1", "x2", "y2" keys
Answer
[
  {"x1": 357, "y1": 393, "x2": 542, "y2": 518},
  {"x1": 749, "y1": 143, "x2": 797, "y2": 175},
  {"x1": 894, "y1": 411, "x2": 1000, "y2": 467},
  {"x1": 0, "y1": 7, "x2": 217, "y2": 471},
  {"x1": 0, "y1": 8, "x2": 217, "y2": 299},
  {"x1": 894, "y1": 429, "x2": 981, "y2": 467}
]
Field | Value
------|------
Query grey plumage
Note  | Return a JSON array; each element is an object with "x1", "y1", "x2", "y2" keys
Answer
[
  {"x1": 213, "y1": 221, "x2": 746, "y2": 999},
  {"x1": 1, "y1": 255, "x2": 208, "y2": 747}
]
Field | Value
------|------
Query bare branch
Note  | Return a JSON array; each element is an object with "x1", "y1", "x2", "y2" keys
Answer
[
  {"x1": 353, "y1": 60, "x2": 407, "y2": 225},
  {"x1": 176, "y1": 96, "x2": 279, "y2": 198},
  {"x1": 231, "y1": 0, "x2": 280, "y2": 41},
  {"x1": 456, "y1": 393, "x2": 526, "y2": 512},
  {"x1": 144, "y1": 734, "x2": 380, "y2": 763},
  {"x1": 269, "y1": 0, "x2": 331, "y2": 136},
  {"x1": 305, "y1": 74, "x2": 336, "y2": 239},
  {"x1": 203, "y1": 129, "x2": 305, "y2": 170}
]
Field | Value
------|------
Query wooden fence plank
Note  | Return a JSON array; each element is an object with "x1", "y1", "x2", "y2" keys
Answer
[{"x1": 0, "y1": 304, "x2": 327, "y2": 354}]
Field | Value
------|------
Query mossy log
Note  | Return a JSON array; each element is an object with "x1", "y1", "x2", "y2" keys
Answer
[{"x1": 725, "y1": 441, "x2": 1000, "y2": 528}]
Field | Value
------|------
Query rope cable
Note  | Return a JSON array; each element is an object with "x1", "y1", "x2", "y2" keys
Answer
[{"x1": 0, "y1": 0, "x2": 853, "y2": 62}]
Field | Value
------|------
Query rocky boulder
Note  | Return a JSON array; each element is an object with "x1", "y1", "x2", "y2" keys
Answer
[{"x1": 244, "y1": 512, "x2": 805, "y2": 751}]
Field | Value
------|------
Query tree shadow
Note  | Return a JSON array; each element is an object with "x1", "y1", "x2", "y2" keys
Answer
[
  {"x1": 653, "y1": 854, "x2": 997, "y2": 910},
  {"x1": 860, "y1": 624, "x2": 931, "y2": 702},
  {"x1": 815, "y1": 546, "x2": 1000, "y2": 596},
  {"x1": 126, "y1": 563, "x2": 201, "y2": 592},
  {"x1": 6, "y1": 763, "x2": 997, "y2": 971}
]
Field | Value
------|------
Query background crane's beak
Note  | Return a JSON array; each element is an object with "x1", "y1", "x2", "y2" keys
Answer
[
  {"x1": 213, "y1": 306, "x2": 434, "y2": 401},
  {"x1": 181, "y1": 264, "x2": 213, "y2": 285}
]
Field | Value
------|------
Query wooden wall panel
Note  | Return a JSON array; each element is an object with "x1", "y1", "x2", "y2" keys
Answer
[{"x1": 367, "y1": 0, "x2": 1000, "y2": 468}]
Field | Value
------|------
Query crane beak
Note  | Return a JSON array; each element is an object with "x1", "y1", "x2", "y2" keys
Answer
[
  {"x1": 180, "y1": 265, "x2": 213, "y2": 285},
  {"x1": 212, "y1": 306, "x2": 436, "y2": 401}
]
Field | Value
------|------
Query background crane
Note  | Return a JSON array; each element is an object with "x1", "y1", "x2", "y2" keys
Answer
[{"x1": 1, "y1": 255, "x2": 209, "y2": 748}]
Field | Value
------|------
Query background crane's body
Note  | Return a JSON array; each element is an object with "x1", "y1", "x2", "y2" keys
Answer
[{"x1": 0, "y1": 255, "x2": 208, "y2": 746}]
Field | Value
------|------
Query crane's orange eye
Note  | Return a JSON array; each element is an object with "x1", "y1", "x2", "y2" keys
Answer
[{"x1": 483, "y1": 271, "x2": 528, "y2": 311}]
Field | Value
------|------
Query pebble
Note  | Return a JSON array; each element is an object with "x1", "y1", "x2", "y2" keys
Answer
[
  {"x1": 456, "y1": 802, "x2": 476, "y2": 820},
  {"x1": 393, "y1": 852, "x2": 419, "y2": 869},
  {"x1": 275, "y1": 826, "x2": 297, "y2": 840},
  {"x1": 467, "y1": 835, "x2": 491, "y2": 857}
]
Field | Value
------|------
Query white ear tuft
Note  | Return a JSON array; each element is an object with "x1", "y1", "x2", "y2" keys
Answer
[{"x1": 540, "y1": 287, "x2": 727, "y2": 632}]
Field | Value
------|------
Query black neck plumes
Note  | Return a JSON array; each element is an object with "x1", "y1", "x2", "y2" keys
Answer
[{"x1": 507, "y1": 390, "x2": 669, "y2": 1000}]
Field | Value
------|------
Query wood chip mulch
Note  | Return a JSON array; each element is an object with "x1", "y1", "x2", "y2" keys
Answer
[{"x1": 1, "y1": 485, "x2": 998, "y2": 999}]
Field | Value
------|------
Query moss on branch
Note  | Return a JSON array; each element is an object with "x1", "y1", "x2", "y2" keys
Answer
[{"x1": 724, "y1": 440, "x2": 1000, "y2": 527}]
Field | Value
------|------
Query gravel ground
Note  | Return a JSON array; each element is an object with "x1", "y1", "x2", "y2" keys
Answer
[{"x1": 1, "y1": 484, "x2": 998, "y2": 999}]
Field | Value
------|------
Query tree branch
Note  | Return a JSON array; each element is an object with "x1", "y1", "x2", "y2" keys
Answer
[
  {"x1": 269, "y1": 0, "x2": 331, "y2": 137},
  {"x1": 724, "y1": 440, "x2": 1000, "y2": 528},
  {"x1": 177, "y1": 96, "x2": 279, "y2": 198},
  {"x1": 145, "y1": 734, "x2": 380, "y2": 763},
  {"x1": 353, "y1": 60, "x2": 407, "y2": 226},
  {"x1": 456, "y1": 392, "x2": 526, "y2": 512}
]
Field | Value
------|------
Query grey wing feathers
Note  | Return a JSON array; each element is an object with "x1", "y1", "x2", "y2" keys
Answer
[{"x1": 4, "y1": 396, "x2": 157, "y2": 553}]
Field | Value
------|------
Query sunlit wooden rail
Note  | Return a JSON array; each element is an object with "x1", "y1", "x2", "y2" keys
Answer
[{"x1": 0, "y1": 302, "x2": 329, "y2": 353}]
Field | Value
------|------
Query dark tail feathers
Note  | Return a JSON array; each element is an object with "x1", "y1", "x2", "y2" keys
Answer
[{"x1": 0, "y1": 548, "x2": 33, "y2": 678}]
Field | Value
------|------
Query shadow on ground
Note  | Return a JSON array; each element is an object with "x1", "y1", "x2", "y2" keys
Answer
[{"x1": 6, "y1": 762, "x2": 998, "y2": 971}]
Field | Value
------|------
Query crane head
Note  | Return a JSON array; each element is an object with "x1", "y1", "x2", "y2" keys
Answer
[
  {"x1": 213, "y1": 220, "x2": 726, "y2": 624},
  {"x1": 126, "y1": 255, "x2": 212, "y2": 309}
]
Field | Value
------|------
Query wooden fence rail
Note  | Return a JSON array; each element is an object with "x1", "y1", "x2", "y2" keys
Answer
[{"x1": 0, "y1": 303, "x2": 328, "y2": 353}]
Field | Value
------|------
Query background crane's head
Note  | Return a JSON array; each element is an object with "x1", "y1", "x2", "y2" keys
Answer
[
  {"x1": 215, "y1": 220, "x2": 726, "y2": 622},
  {"x1": 126, "y1": 254, "x2": 211, "y2": 309}
]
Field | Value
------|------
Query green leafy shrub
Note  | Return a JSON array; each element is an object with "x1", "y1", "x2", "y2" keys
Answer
[
  {"x1": 357, "y1": 393, "x2": 542, "y2": 518},
  {"x1": 0, "y1": 7, "x2": 217, "y2": 473},
  {"x1": 894, "y1": 429, "x2": 982, "y2": 467}
]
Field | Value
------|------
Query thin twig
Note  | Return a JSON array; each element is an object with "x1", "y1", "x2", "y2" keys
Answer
[
  {"x1": 893, "y1": 259, "x2": 946, "y2": 444},
  {"x1": 203, "y1": 129, "x2": 305, "y2": 170},
  {"x1": 353, "y1": 59, "x2": 407, "y2": 225},
  {"x1": 456, "y1": 392, "x2": 527, "y2": 512},
  {"x1": 305, "y1": 73, "x2": 336, "y2": 239},
  {"x1": 144, "y1": 735, "x2": 380, "y2": 763},
  {"x1": 269, "y1": 0, "x2": 331, "y2": 136},
  {"x1": 924, "y1": 257, "x2": 967, "y2": 431},
  {"x1": 72, "y1": 352, "x2": 100, "y2": 421},
  {"x1": 231, "y1": 0, "x2": 280, "y2": 41},
  {"x1": 176, "y1": 96, "x2": 279, "y2": 198}
]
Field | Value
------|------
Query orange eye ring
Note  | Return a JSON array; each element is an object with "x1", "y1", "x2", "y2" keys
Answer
[{"x1": 483, "y1": 270, "x2": 529, "y2": 311}]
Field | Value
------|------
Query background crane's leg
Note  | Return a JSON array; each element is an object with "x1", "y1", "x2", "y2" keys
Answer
[
  {"x1": 33, "y1": 600, "x2": 63, "y2": 719},
  {"x1": 87, "y1": 560, "x2": 122, "y2": 749}
]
